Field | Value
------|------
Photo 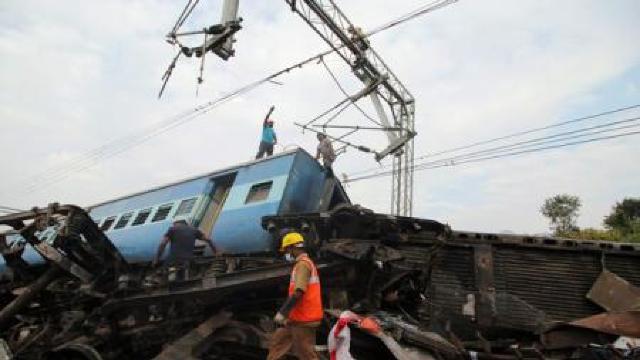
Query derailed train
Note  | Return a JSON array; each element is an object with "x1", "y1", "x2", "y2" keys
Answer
[
  {"x1": 1, "y1": 149, "x2": 348, "y2": 273},
  {"x1": 0, "y1": 148, "x2": 639, "y2": 359}
]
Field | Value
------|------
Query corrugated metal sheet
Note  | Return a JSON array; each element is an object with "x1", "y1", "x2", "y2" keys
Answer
[
  {"x1": 405, "y1": 233, "x2": 640, "y2": 337},
  {"x1": 493, "y1": 246, "x2": 602, "y2": 322}
]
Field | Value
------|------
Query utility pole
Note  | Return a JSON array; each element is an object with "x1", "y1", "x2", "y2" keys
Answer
[{"x1": 285, "y1": 0, "x2": 416, "y2": 216}]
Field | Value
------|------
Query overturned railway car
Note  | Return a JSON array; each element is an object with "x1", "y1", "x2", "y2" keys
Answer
[
  {"x1": 0, "y1": 149, "x2": 639, "y2": 359},
  {"x1": 1, "y1": 149, "x2": 349, "y2": 274}
]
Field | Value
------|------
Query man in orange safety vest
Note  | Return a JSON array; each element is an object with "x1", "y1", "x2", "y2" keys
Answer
[{"x1": 267, "y1": 232, "x2": 323, "y2": 360}]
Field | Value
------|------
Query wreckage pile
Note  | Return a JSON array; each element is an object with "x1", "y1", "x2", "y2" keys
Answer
[{"x1": 0, "y1": 204, "x2": 639, "y2": 359}]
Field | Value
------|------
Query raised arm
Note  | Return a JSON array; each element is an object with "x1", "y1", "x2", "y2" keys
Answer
[{"x1": 263, "y1": 105, "x2": 275, "y2": 127}]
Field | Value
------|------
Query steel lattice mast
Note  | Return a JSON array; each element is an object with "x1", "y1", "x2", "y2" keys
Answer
[{"x1": 286, "y1": 0, "x2": 416, "y2": 216}]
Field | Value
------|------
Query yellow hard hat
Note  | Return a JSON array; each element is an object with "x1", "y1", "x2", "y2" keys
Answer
[{"x1": 280, "y1": 232, "x2": 304, "y2": 252}]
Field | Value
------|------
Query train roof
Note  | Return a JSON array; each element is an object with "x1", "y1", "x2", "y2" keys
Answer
[{"x1": 88, "y1": 148, "x2": 308, "y2": 209}]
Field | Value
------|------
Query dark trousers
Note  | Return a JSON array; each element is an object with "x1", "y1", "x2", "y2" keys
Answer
[
  {"x1": 267, "y1": 324, "x2": 318, "y2": 360},
  {"x1": 322, "y1": 160, "x2": 334, "y2": 177},
  {"x1": 165, "y1": 260, "x2": 190, "y2": 281},
  {"x1": 256, "y1": 141, "x2": 274, "y2": 159}
]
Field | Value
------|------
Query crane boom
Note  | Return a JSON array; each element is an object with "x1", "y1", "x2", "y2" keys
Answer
[{"x1": 285, "y1": 0, "x2": 416, "y2": 216}]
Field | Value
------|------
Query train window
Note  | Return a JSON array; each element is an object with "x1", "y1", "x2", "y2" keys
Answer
[
  {"x1": 131, "y1": 208, "x2": 152, "y2": 226},
  {"x1": 245, "y1": 181, "x2": 272, "y2": 204},
  {"x1": 174, "y1": 197, "x2": 197, "y2": 217},
  {"x1": 152, "y1": 203, "x2": 173, "y2": 222},
  {"x1": 114, "y1": 212, "x2": 133, "y2": 230},
  {"x1": 100, "y1": 217, "x2": 116, "y2": 232}
]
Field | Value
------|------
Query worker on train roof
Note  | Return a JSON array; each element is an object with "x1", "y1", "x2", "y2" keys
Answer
[{"x1": 256, "y1": 106, "x2": 277, "y2": 159}]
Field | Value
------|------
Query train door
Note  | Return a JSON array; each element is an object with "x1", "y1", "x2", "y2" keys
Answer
[{"x1": 197, "y1": 173, "x2": 236, "y2": 239}]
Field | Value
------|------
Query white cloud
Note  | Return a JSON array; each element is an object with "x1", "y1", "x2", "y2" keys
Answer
[{"x1": 1, "y1": 0, "x2": 639, "y2": 234}]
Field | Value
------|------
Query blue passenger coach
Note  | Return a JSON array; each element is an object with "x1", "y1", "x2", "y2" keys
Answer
[
  {"x1": 0, "y1": 148, "x2": 349, "y2": 274},
  {"x1": 85, "y1": 148, "x2": 348, "y2": 262}
]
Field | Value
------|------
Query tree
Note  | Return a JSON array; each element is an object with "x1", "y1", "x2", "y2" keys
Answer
[
  {"x1": 603, "y1": 198, "x2": 640, "y2": 235},
  {"x1": 541, "y1": 194, "x2": 581, "y2": 235}
]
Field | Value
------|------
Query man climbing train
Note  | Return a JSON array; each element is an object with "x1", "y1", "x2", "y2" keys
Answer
[
  {"x1": 316, "y1": 132, "x2": 336, "y2": 176},
  {"x1": 268, "y1": 232, "x2": 323, "y2": 360},
  {"x1": 256, "y1": 105, "x2": 277, "y2": 159}
]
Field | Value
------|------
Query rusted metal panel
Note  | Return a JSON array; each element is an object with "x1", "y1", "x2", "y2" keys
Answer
[
  {"x1": 587, "y1": 270, "x2": 640, "y2": 312},
  {"x1": 0, "y1": 267, "x2": 60, "y2": 328},
  {"x1": 493, "y1": 246, "x2": 603, "y2": 322},
  {"x1": 377, "y1": 331, "x2": 436, "y2": 360},
  {"x1": 101, "y1": 261, "x2": 348, "y2": 313},
  {"x1": 541, "y1": 326, "x2": 612, "y2": 350},
  {"x1": 473, "y1": 244, "x2": 496, "y2": 329},
  {"x1": 569, "y1": 311, "x2": 640, "y2": 338},
  {"x1": 153, "y1": 311, "x2": 233, "y2": 360}
]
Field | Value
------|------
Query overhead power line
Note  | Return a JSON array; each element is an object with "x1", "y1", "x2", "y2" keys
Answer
[
  {"x1": 347, "y1": 104, "x2": 640, "y2": 178},
  {"x1": 0, "y1": 205, "x2": 25, "y2": 213},
  {"x1": 319, "y1": 57, "x2": 381, "y2": 127},
  {"x1": 11, "y1": 0, "x2": 458, "y2": 197},
  {"x1": 414, "y1": 116, "x2": 640, "y2": 166},
  {"x1": 415, "y1": 104, "x2": 640, "y2": 162},
  {"x1": 345, "y1": 129, "x2": 640, "y2": 183}
]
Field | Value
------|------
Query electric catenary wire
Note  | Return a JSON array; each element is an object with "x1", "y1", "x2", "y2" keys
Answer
[
  {"x1": 345, "y1": 129, "x2": 640, "y2": 183},
  {"x1": 319, "y1": 57, "x2": 382, "y2": 127},
  {"x1": 397, "y1": 116, "x2": 640, "y2": 169},
  {"x1": 347, "y1": 104, "x2": 640, "y2": 178},
  {"x1": 347, "y1": 120, "x2": 640, "y2": 181},
  {"x1": 0, "y1": 205, "x2": 25, "y2": 213},
  {"x1": 12, "y1": 0, "x2": 458, "y2": 195}
]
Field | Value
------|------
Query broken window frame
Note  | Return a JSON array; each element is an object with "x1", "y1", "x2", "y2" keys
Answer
[
  {"x1": 152, "y1": 203, "x2": 174, "y2": 223},
  {"x1": 131, "y1": 208, "x2": 153, "y2": 226},
  {"x1": 113, "y1": 212, "x2": 133, "y2": 230},
  {"x1": 174, "y1": 197, "x2": 198, "y2": 218},
  {"x1": 245, "y1": 181, "x2": 273, "y2": 204},
  {"x1": 100, "y1": 216, "x2": 116, "y2": 232}
]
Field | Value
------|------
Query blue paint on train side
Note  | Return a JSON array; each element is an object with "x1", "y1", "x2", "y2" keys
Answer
[
  {"x1": 210, "y1": 153, "x2": 295, "y2": 253},
  {"x1": 278, "y1": 150, "x2": 328, "y2": 214},
  {"x1": 0, "y1": 149, "x2": 349, "y2": 274},
  {"x1": 89, "y1": 176, "x2": 212, "y2": 262}
]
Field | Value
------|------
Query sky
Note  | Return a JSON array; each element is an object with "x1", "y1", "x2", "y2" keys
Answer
[{"x1": 0, "y1": 0, "x2": 639, "y2": 234}]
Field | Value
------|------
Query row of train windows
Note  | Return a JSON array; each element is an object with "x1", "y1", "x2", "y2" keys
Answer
[{"x1": 96, "y1": 197, "x2": 198, "y2": 232}]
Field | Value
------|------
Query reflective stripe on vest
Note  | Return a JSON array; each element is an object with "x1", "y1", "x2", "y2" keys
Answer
[{"x1": 288, "y1": 254, "x2": 323, "y2": 322}]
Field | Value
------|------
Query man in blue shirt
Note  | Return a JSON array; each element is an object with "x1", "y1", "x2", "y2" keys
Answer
[{"x1": 256, "y1": 106, "x2": 277, "y2": 159}]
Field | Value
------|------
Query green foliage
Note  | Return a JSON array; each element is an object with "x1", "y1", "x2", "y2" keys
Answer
[
  {"x1": 620, "y1": 219, "x2": 640, "y2": 243},
  {"x1": 539, "y1": 196, "x2": 640, "y2": 243},
  {"x1": 603, "y1": 198, "x2": 640, "y2": 234},
  {"x1": 541, "y1": 194, "x2": 581, "y2": 235},
  {"x1": 558, "y1": 228, "x2": 622, "y2": 242}
]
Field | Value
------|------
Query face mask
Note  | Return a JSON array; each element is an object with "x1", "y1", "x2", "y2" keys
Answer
[{"x1": 284, "y1": 253, "x2": 294, "y2": 262}]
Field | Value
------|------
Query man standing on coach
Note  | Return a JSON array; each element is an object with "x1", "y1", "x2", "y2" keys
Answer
[
  {"x1": 267, "y1": 232, "x2": 323, "y2": 360},
  {"x1": 315, "y1": 132, "x2": 336, "y2": 176},
  {"x1": 256, "y1": 106, "x2": 277, "y2": 159}
]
